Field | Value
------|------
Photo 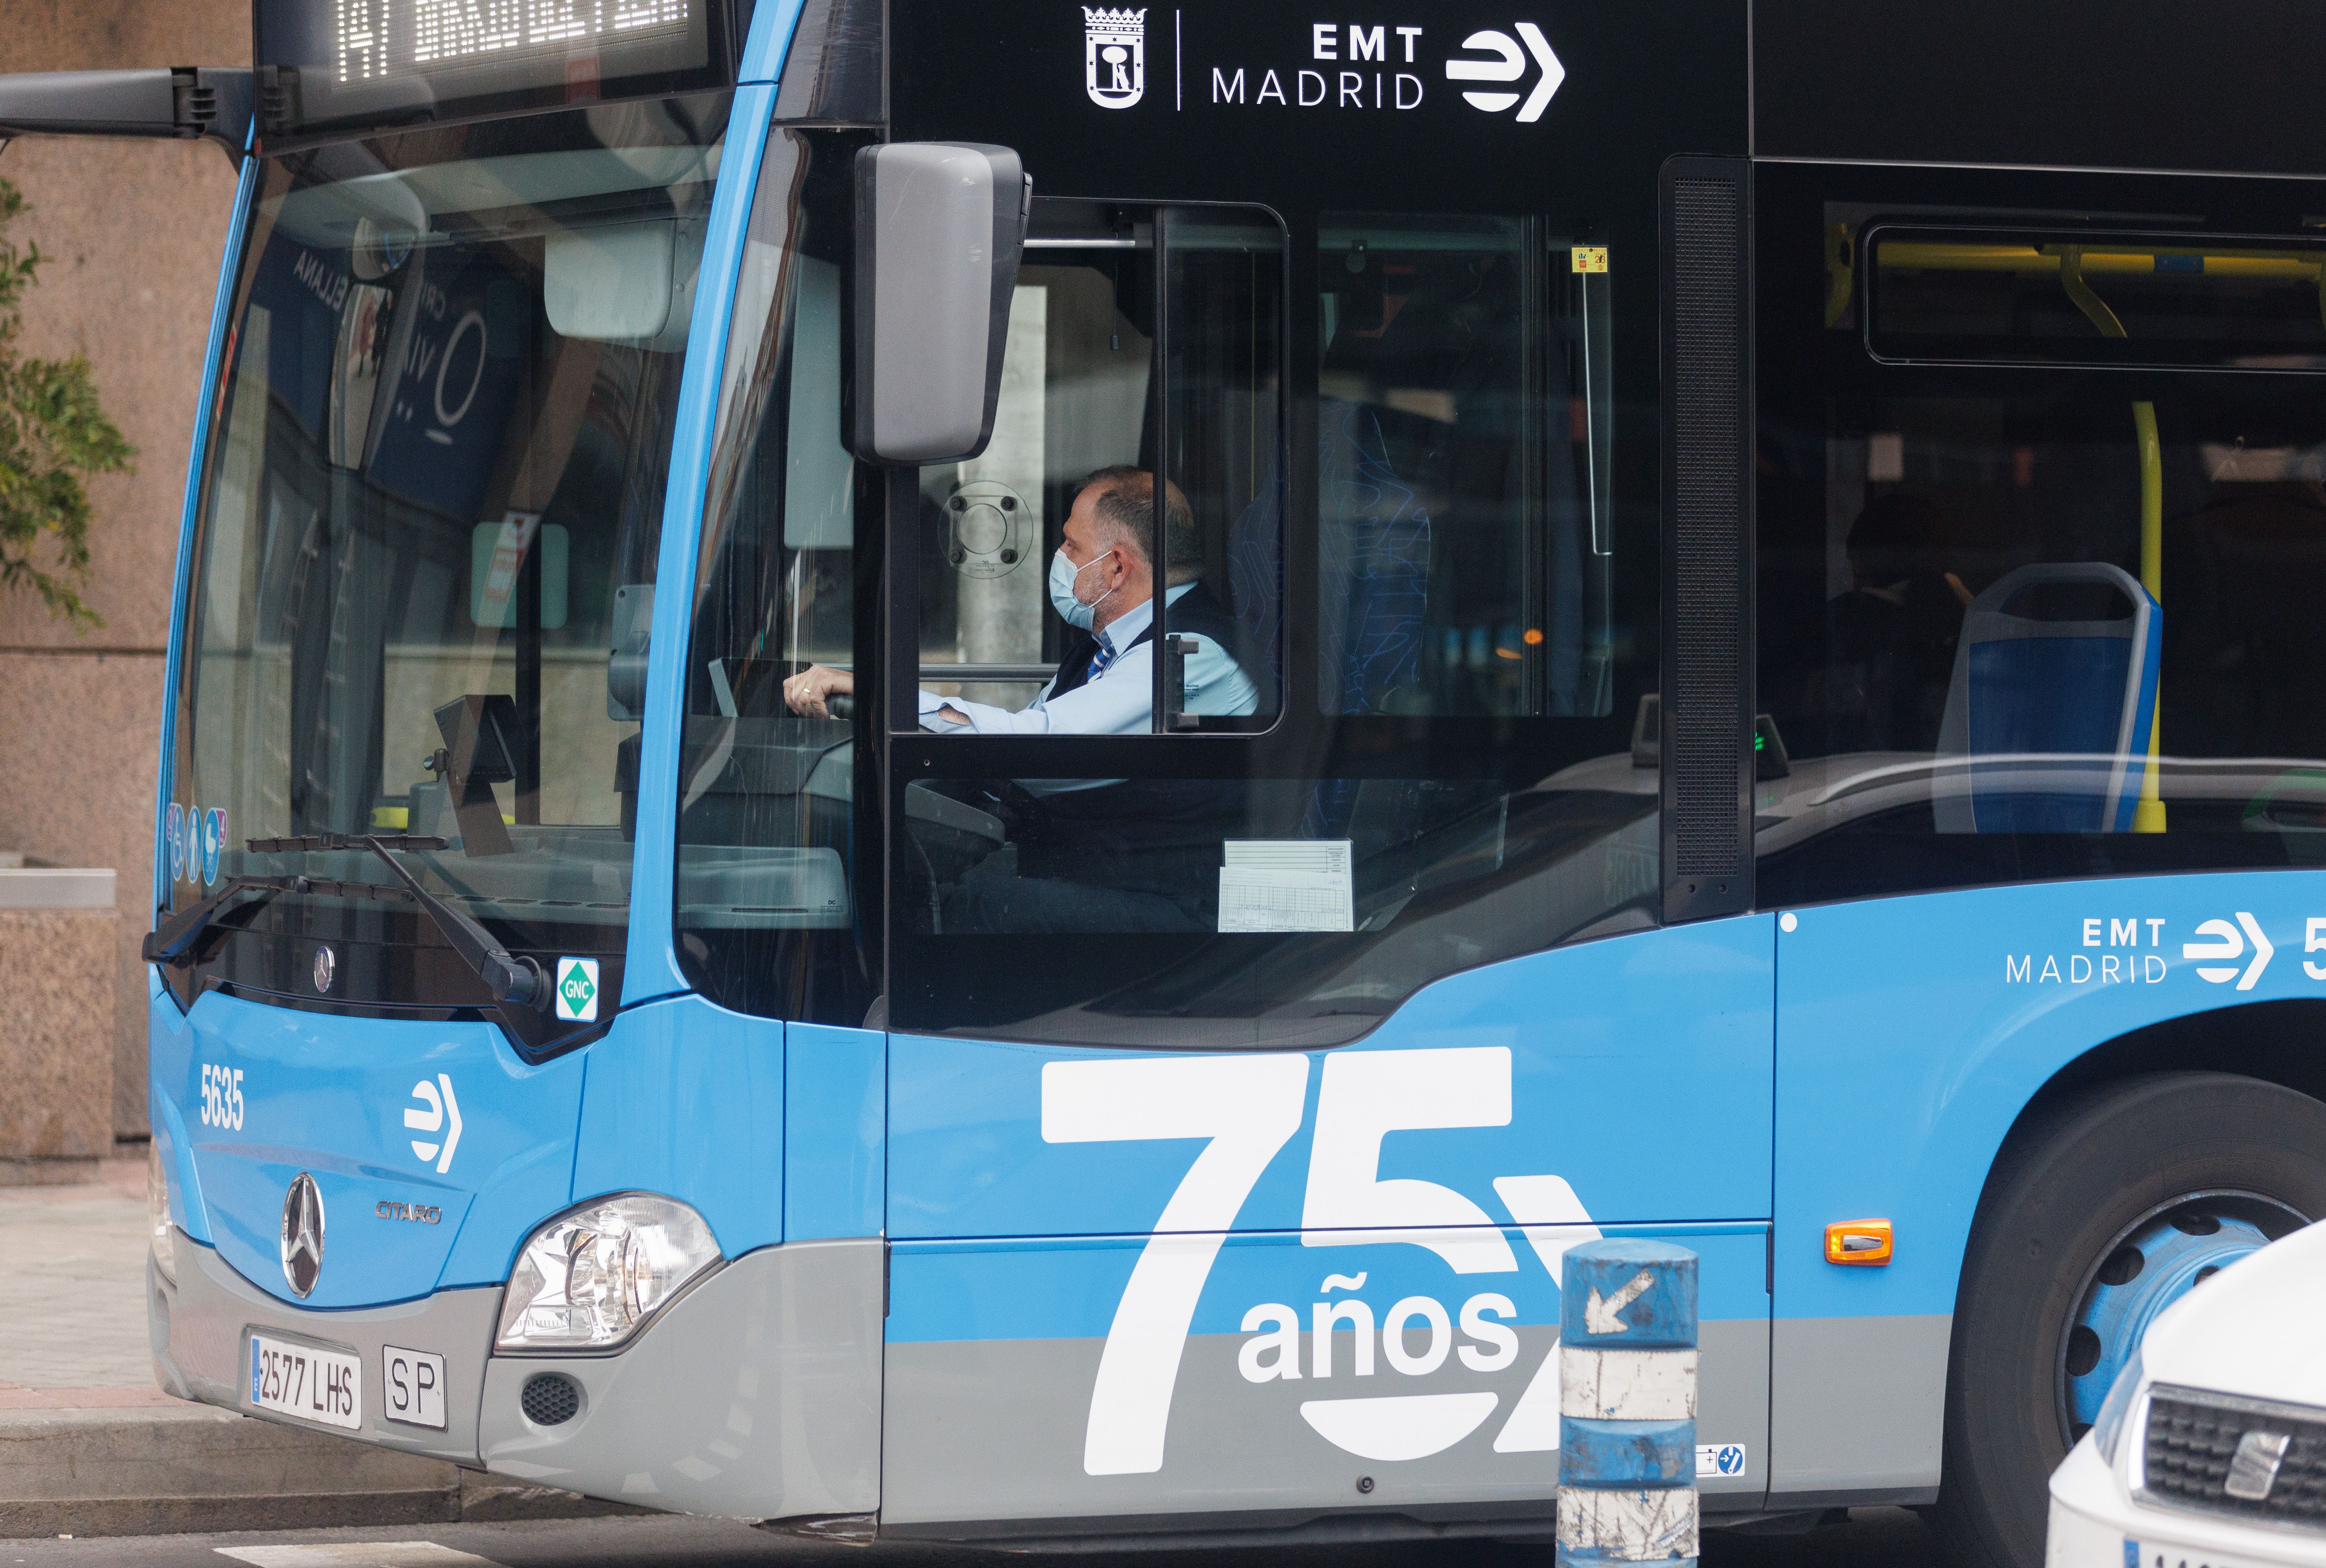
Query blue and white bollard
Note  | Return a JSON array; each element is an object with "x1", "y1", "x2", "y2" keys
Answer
[{"x1": 1555, "y1": 1238, "x2": 1700, "y2": 1568}]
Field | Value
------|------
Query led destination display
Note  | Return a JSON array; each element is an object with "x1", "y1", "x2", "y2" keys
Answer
[
  {"x1": 350, "y1": 0, "x2": 694, "y2": 75},
  {"x1": 257, "y1": 0, "x2": 733, "y2": 131}
]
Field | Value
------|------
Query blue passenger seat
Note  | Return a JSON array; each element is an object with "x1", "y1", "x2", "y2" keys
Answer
[{"x1": 1933, "y1": 561, "x2": 2161, "y2": 833}]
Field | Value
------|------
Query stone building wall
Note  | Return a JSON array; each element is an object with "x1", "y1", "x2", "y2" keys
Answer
[
  {"x1": 0, "y1": 897, "x2": 119, "y2": 1180},
  {"x1": 0, "y1": 0, "x2": 251, "y2": 1142}
]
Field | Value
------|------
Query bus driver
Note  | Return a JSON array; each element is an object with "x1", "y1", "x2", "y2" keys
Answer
[{"x1": 782, "y1": 466, "x2": 1260, "y2": 729}]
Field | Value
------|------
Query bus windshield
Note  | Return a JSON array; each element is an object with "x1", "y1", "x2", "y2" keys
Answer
[{"x1": 164, "y1": 94, "x2": 730, "y2": 1028}]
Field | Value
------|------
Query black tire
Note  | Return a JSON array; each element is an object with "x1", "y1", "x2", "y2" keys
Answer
[{"x1": 1930, "y1": 1071, "x2": 2326, "y2": 1568}]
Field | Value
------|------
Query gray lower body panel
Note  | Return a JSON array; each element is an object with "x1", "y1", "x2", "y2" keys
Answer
[
  {"x1": 1766, "y1": 1313, "x2": 1951, "y2": 1508},
  {"x1": 882, "y1": 1317, "x2": 1768, "y2": 1536},
  {"x1": 154, "y1": 1231, "x2": 885, "y2": 1523},
  {"x1": 150, "y1": 1233, "x2": 501, "y2": 1465},
  {"x1": 479, "y1": 1236, "x2": 883, "y2": 1521}
]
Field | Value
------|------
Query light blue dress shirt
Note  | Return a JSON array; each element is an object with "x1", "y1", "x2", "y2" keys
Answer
[{"x1": 917, "y1": 583, "x2": 1259, "y2": 734}]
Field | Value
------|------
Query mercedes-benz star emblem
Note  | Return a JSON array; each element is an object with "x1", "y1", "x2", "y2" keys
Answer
[
  {"x1": 312, "y1": 945, "x2": 335, "y2": 994},
  {"x1": 280, "y1": 1172, "x2": 325, "y2": 1298}
]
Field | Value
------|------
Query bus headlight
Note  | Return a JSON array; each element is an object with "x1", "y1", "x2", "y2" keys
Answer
[
  {"x1": 495, "y1": 1194, "x2": 720, "y2": 1352},
  {"x1": 147, "y1": 1141, "x2": 176, "y2": 1285},
  {"x1": 2091, "y1": 1346, "x2": 2146, "y2": 1468}
]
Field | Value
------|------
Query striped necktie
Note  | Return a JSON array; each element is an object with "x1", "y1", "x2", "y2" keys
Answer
[{"x1": 1086, "y1": 632, "x2": 1120, "y2": 680}]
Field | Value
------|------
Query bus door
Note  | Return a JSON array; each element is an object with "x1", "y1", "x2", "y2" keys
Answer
[{"x1": 873, "y1": 188, "x2": 1773, "y2": 1533}]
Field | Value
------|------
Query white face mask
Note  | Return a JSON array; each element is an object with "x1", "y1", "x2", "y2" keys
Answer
[{"x1": 1048, "y1": 546, "x2": 1118, "y2": 630}]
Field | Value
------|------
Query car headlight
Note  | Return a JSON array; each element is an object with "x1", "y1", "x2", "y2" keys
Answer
[
  {"x1": 2091, "y1": 1345, "x2": 2146, "y2": 1467},
  {"x1": 147, "y1": 1141, "x2": 176, "y2": 1285},
  {"x1": 495, "y1": 1193, "x2": 720, "y2": 1352}
]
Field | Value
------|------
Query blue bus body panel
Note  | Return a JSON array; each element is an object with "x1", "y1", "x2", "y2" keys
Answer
[
  {"x1": 149, "y1": 978, "x2": 212, "y2": 1246},
  {"x1": 571, "y1": 994, "x2": 785, "y2": 1256},
  {"x1": 161, "y1": 990, "x2": 583, "y2": 1306},
  {"x1": 889, "y1": 916, "x2": 1775, "y2": 1240},
  {"x1": 786, "y1": 1023, "x2": 886, "y2": 1241},
  {"x1": 1769, "y1": 869, "x2": 2326, "y2": 1502},
  {"x1": 1775, "y1": 872, "x2": 2326, "y2": 1320},
  {"x1": 881, "y1": 920, "x2": 1775, "y2": 1524},
  {"x1": 886, "y1": 1224, "x2": 1773, "y2": 1345}
]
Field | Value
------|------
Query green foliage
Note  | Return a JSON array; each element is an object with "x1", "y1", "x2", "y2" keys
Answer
[{"x1": 0, "y1": 176, "x2": 134, "y2": 628}]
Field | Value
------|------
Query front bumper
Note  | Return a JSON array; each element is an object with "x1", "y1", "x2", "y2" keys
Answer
[
  {"x1": 2049, "y1": 1428, "x2": 2326, "y2": 1568},
  {"x1": 151, "y1": 1233, "x2": 500, "y2": 1465},
  {"x1": 150, "y1": 1231, "x2": 884, "y2": 1521}
]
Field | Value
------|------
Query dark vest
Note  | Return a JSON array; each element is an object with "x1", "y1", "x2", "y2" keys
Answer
[
  {"x1": 1048, "y1": 582, "x2": 1255, "y2": 703},
  {"x1": 1016, "y1": 583, "x2": 1256, "y2": 909}
]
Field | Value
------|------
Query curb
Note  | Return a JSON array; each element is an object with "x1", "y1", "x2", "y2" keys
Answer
[{"x1": 0, "y1": 1403, "x2": 634, "y2": 1539}]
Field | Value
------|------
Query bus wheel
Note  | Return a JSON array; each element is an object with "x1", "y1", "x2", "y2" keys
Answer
[{"x1": 1931, "y1": 1071, "x2": 2326, "y2": 1568}]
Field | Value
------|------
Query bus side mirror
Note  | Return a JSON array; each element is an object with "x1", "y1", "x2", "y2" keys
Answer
[
  {"x1": 850, "y1": 142, "x2": 1029, "y2": 465},
  {"x1": 0, "y1": 68, "x2": 253, "y2": 161}
]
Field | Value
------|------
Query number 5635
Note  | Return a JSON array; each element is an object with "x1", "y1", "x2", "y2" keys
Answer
[{"x1": 199, "y1": 1063, "x2": 244, "y2": 1130}]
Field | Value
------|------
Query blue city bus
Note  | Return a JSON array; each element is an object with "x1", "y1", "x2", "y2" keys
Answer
[{"x1": 8, "y1": 2, "x2": 2326, "y2": 1563}]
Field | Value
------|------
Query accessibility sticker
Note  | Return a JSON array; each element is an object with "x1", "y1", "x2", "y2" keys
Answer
[
  {"x1": 1697, "y1": 1442, "x2": 1748, "y2": 1478},
  {"x1": 555, "y1": 957, "x2": 599, "y2": 1023}
]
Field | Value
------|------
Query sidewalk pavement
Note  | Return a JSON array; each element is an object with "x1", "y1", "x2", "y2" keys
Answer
[{"x1": 0, "y1": 1160, "x2": 612, "y2": 1539}]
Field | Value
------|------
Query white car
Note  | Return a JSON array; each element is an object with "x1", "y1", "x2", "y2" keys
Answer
[{"x1": 2049, "y1": 1215, "x2": 2326, "y2": 1568}]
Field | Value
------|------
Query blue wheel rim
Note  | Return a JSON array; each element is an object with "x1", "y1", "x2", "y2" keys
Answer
[{"x1": 2061, "y1": 1191, "x2": 2301, "y2": 1439}]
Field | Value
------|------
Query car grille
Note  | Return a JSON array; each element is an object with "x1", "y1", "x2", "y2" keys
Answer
[{"x1": 2143, "y1": 1389, "x2": 2326, "y2": 1527}]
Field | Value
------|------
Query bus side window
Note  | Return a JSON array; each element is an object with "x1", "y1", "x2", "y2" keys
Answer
[
  {"x1": 887, "y1": 207, "x2": 1658, "y2": 1046},
  {"x1": 1311, "y1": 215, "x2": 1614, "y2": 720},
  {"x1": 903, "y1": 204, "x2": 1285, "y2": 735},
  {"x1": 674, "y1": 128, "x2": 878, "y2": 1027},
  {"x1": 1757, "y1": 197, "x2": 2326, "y2": 904}
]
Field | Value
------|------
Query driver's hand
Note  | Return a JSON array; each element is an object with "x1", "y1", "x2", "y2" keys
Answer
[{"x1": 783, "y1": 664, "x2": 853, "y2": 718}]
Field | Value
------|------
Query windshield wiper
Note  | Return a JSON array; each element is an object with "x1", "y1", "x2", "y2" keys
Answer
[
  {"x1": 146, "y1": 840, "x2": 564, "y2": 1046},
  {"x1": 247, "y1": 833, "x2": 446, "y2": 854},
  {"x1": 142, "y1": 877, "x2": 281, "y2": 964},
  {"x1": 144, "y1": 832, "x2": 461, "y2": 966},
  {"x1": 364, "y1": 836, "x2": 546, "y2": 1011}
]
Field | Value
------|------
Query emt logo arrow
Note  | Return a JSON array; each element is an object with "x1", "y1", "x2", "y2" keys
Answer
[
  {"x1": 2185, "y1": 913, "x2": 2273, "y2": 991},
  {"x1": 403, "y1": 1074, "x2": 462, "y2": 1175},
  {"x1": 1445, "y1": 23, "x2": 1565, "y2": 123}
]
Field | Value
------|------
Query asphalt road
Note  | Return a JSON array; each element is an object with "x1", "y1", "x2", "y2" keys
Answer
[{"x1": 0, "y1": 1508, "x2": 1949, "y2": 1567}]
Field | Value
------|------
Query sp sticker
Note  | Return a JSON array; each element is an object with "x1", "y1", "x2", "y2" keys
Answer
[{"x1": 555, "y1": 957, "x2": 599, "y2": 1023}]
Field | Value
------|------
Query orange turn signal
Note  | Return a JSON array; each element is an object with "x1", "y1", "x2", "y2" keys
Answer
[{"x1": 1824, "y1": 1219, "x2": 1893, "y2": 1266}]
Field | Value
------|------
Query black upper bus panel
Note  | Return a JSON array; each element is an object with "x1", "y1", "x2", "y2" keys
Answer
[
  {"x1": 892, "y1": 0, "x2": 1746, "y2": 211},
  {"x1": 1756, "y1": 0, "x2": 2326, "y2": 176}
]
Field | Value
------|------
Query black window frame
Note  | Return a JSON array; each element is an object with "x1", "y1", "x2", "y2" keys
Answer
[{"x1": 881, "y1": 196, "x2": 1297, "y2": 752}]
